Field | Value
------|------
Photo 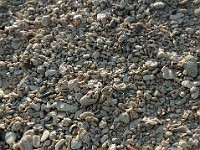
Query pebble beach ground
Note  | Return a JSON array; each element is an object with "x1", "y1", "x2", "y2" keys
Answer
[{"x1": 0, "y1": 0, "x2": 200, "y2": 149}]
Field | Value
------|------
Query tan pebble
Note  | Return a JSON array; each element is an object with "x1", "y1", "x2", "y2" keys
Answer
[
  {"x1": 55, "y1": 139, "x2": 66, "y2": 150},
  {"x1": 49, "y1": 131, "x2": 57, "y2": 140},
  {"x1": 79, "y1": 112, "x2": 95, "y2": 120},
  {"x1": 41, "y1": 130, "x2": 50, "y2": 142},
  {"x1": 61, "y1": 118, "x2": 72, "y2": 127}
]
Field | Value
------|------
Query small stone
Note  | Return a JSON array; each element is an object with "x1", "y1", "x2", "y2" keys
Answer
[
  {"x1": 55, "y1": 139, "x2": 66, "y2": 150},
  {"x1": 31, "y1": 58, "x2": 38, "y2": 66},
  {"x1": 124, "y1": 16, "x2": 134, "y2": 24},
  {"x1": 79, "y1": 89, "x2": 100, "y2": 106},
  {"x1": 32, "y1": 135, "x2": 40, "y2": 148},
  {"x1": 18, "y1": 135, "x2": 33, "y2": 150},
  {"x1": 114, "y1": 112, "x2": 130, "y2": 124},
  {"x1": 41, "y1": 15, "x2": 51, "y2": 26},
  {"x1": 152, "y1": 2, "x2": 165, "y2": 9},
  {"x1": 172, "y1": 126, "x2": 191, "y2": 134},
  {"x1": 182, "y1": 55, "x2": 198, "y2": 78},
  {"x1": 29, "y1": 85, "x2": 39, "y2": 91},
  {"x1": 45, "y1": 69, "x2": 57, "y2": 77},
  {"x1": 157, "y1": 49, "x2": 166, "y2": 58},
  {"x1": 97, "y1": 13, "x2": 107, "y2": 24},
  {"x1": 113, "y1": 83, "x2": 127, "y2": 91},
  {"x1": 49, "y1": 131, "x2": 57, "y2": 140},
  {"x1": 11, "y1": 42, "x2": 21, "y2": 49},
  {"x1": 143, "y1": 75, "x2": 154, "y2": 80},
  {"x1": 5, "y1": 132, "x2": 16, "y2": 146},
  {"x1": 12, "y1": 121, "x2": 22, "y2": 131},
  {"x1": 196, "y1": 110, "x2": 200, "y2": 116},
  {"x1": 195, "y1": 8, "x2": 200, "y2": 16},
  {"x1": 179, "y1": 139, "x2": 188, "y2": 149},
  {"x1": 68, "y1": 79, "x2": 80, "y2": 92},
  {"x1": 61, "y1": 118, "x2": 72, "y2": 127},
  {"x1": 41, "y1": 130, "x2": 50, "y2": 142},
  {"x1": 190, "y1": 86, "x2": 199, "y2": 99},
  {"x1": 193, "y1": 139, "x2": 199, "y2": 146},
  {"x1": 181, "y1": 80, "x2": 194, "y2": 88},
  {"x1": 170, "y1": 13, "x2": 184, "y2": 21},
  {"x1": 33, "y1": 124, "x2": 44, "y2": 132},
  {"x1": 118, "y1": 34, "x2": 126, "y2": 42},
  {"x1": 59, "y1": 63, "x2": 67, "y2": 75},
  {"x1": 56, "y1": 102, "x2": 78, "y2": 113},
  {"x1": 161, "y1": 66, "x2": 175, "y2": 79},
  {"x1": 108, "y1": 144, "x2": 117, "y2": 150},
  {"x1": 185, "y1": 27, "x2": 195, "y2": 34},
  {"x1": 100, "y1": 135, "x2": 109, "y2": 143},
  {"x1": 71, "y1": 139, "x2": 82, "y2": 149}
]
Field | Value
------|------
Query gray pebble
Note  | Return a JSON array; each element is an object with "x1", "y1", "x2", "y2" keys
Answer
[
  {"x1": 45, "y1": 69, "x2": 57, "y2": 77},
  {"x1": 71, "y1": 139, "x2": 82, "y2": 149}
]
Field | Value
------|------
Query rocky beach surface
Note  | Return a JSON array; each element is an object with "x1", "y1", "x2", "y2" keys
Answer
[{"x1": 0, "y1": 0, "x2": 200, "y2": 149}]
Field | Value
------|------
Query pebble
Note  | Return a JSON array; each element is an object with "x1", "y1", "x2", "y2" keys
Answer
[
  {"x1": 12, "y1": 121, "x2": 22, "y2": 131},
  {"x1": 68, "y1": 79, "x2": 80, "y2": 92},
  {"x1": 45, "y1": 69, "x2": 57, "y2": 77},
  {"x1": 18, "y1": 135, "x2": 33, "y2": 150},
  {"x1": 55, "y1": 139, "x2": 66, "y2": 150},
  {"x1": 178, "y1": 139, "x2": 188, "y2": 149},
  {"x1": 71, "y1": 139, "x2": 82, "y2": 149},
  {"x1": 190, "y1": 86, "x2": 199, "y2": 99},
  {"x1": 108, "y1": 144, "x2": 117, "y2": 150},
  {"x1": 152, "y1": 2, "x2": 165, "y2": 9},
  {"x1": 114, "y1": 112, "x2": 130, "y2": 124},
  {"x1": 172, "y1": 126, "x2": 191, "y2": 134},
  {"x1": 161, "y1": 66, "x2": 175, "y2": 79},
  {"x1": 100, "y1": 135, "x2": 109, "y2": 143},
  {"x1": 40, "y1": 130, "x2": 50, "y2": 142},
  {"x1": 193, "y1": 139, "x2": 199, "y2": 146},
  {"x1": 79, "y1": 90, "x2": 99, "y2": 106},
  {"x1": 56, "y1": 102, "x2": 78, "y2": 113},
  {"x1": 170, "y1": 13, "x2": 184, "y2": 21},
  {"x1": 32, "y1": 135, "x2": 40, "y2": 148},
  {"x1": 182, "y1": 55, "x2": 198, "y2": 78},
  {"x1": 181, "y1": 80, "x2": 194, "y2": 88},
  {"x1": 41, "y1": 15, "x2": 51, "y2": 26},
  {"x1": 61, "y1": 118, "x2": 72, "y2": 127},
  {"x1": 97, "y1": 13, "x2": 107, "y2": 24},
  {"x1": 143, "y1": 75, "x2": 155, "y2": 80},
  {"x1": 49, "y1": 131, "x2": 57, "y2": 140},
  {"x1": 5, "y1": 132, "x2": 17, "y2": 146}
]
